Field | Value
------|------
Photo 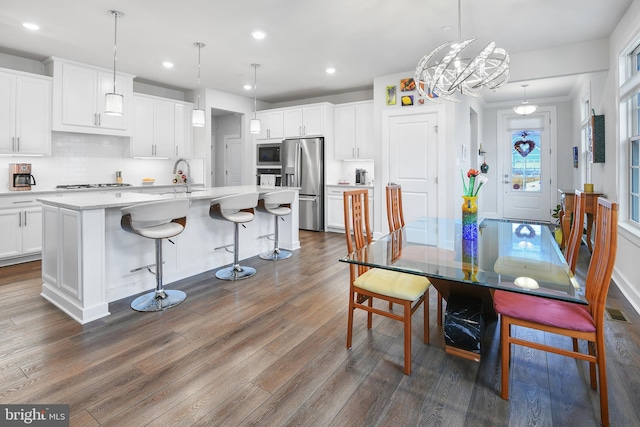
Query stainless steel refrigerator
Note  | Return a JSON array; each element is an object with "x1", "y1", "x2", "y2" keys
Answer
[{"x1": 281, "y1": 137, "x2": 324, "y2": 231}]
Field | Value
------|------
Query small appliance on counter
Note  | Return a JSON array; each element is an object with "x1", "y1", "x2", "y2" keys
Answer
[
  {"x1": 9, "y1": 163, "x2": 36, "y2": 191},
  {"x1": 355, "y1": 168, "x2": 368, "y2": 185}
]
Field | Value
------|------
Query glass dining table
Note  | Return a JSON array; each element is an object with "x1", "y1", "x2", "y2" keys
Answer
[{"x1": 339, "y1": 217, "x2": 583, "y2": 361}]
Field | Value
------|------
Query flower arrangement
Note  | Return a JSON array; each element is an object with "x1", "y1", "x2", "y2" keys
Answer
[{"x1": 461, "y1": 168, "x2": 487, "y2": 197}]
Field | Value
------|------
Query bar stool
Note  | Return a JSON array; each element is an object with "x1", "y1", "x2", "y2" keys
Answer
[
  {"x1": 210, "y1": 192, "x2": 259, "y2": 280},
  {"x1": 121, "y1": 199, "x2": 190, "y2": 312},
  {"x1": 257, "y1": 190, "x2": 295, "y2": 260}
]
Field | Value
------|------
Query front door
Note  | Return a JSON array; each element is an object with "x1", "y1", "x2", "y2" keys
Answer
[
  {"x1": 388, "y1": 113, "x2": 439, "y2": 224},
  {"x1": 498, "y1": 109, "x2": 556, "y2": 222}
]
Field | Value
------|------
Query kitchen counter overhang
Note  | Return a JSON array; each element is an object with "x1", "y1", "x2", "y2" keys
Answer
[{"x1": 37, "y1": 185, "x2": 300, "y2": 324}]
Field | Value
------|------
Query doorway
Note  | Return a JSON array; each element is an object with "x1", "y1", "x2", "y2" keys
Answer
[
  {"x1": 210, "y1": 109, "x2": 244, "y2": 187},
  {"x1": 497, "y1": 108, "x2": 557, "y2": 222}
]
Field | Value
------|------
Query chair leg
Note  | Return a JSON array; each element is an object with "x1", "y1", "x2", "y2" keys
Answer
[
  {"x1": 500, "y1": 315, "x2": 511, "y2": 400},
  {"x1": 423, "y1": 290, "x2": 429, "y2": 344},
  {"x1": 589, "y1": 341, "x2": 597, "y2": 389},
  {"x1": 596, "y1": 337, "x2": 610, "y2": 427},
  {"x1": 216, "y1": 222, "x2": 256, "y2": 280},
  {"x1": 404, "y1": 300, "x2": 412, "y2": 375},
  {"x1": 347, "y1": 290, "x2": 355, "y2": 349},
  {"x1": 367, "y1": 297, "x2": 373, "y2": 329},
  {"x1": 130, "y1": 238, "x2": 186, "y2": 312},
  {"x1": 260, "y1": 215, "x2": 292, "y2": 260}
]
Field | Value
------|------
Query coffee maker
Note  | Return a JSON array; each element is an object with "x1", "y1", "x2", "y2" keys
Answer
[{"x1": 9, "y1": 163, "x2": 36, "y2": 191}]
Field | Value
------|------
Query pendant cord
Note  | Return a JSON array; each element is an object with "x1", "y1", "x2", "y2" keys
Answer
[
  {"x1": 196, "y1": 44, "x2": 202, "y2": 110},
  {"x1": 457, "y1": 0, "x2": 462, "y2": 41},
  {"x1": 253, "y1": 65, "x2": 258, "y2": 119},
  {"x1": 111, "y1": 12, "x2": 120, "y2": 93}
]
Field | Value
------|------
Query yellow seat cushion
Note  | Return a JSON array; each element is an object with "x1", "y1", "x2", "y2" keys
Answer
[{"x1": 354, "y1": 268, "x2": 430, "y2": 301}]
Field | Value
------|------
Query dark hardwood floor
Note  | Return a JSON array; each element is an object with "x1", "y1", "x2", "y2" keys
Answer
[{"x1": 0, "y1": 231, "x2": 639, "y2": 426}]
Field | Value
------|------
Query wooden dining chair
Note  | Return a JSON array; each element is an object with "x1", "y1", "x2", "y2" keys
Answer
[
  {"x1": 564, "y1": 190, "x2": 586, "y2": 273},
  {"x1": 386, "y1": 184, "x2": 444, "y2": 326},
  {"x1": 493, "y1": 197, "x2": 618, "y2": 427},
  {"x1": 344, "y1": 189, "x2": 431, "y2": 375}
]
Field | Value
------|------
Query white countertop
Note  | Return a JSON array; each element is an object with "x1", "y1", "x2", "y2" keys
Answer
[
  {"x1": 0, "y1": 183, "x2": 204, "y2": 197},
  {"x1": 36, "y1": 185, "x2": 299, "y2": 210},
  {"x1": 326, "y1": 183, "x2": 374, "y2": 189}
]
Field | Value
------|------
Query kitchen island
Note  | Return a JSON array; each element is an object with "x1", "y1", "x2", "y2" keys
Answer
[{"x1": 37, "y1": 185, "x2": 300, "y2": 324}]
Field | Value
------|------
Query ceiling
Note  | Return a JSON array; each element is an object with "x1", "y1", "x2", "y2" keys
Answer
[{"x1": 0, "y1": 0, "x2": 634, "y2": 105}]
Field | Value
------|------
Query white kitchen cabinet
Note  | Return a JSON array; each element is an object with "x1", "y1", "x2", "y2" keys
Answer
[
  {"x1": 45, "y1": 57, "x2": 134, "y2": 136},
  {"x1": 174, "y1": 102, "x2": 194, "y2": 158},
  {"x1": 0, "y1": 197, "x2": 42, "y2": 262},
  {"x1": 326, "y1": 185, "x2": 373, "y2": 231},
  {"x1": 284, "y1": 105, "x2": 325, "y2": 138},
  {"x1": 334, "y1": 101, "x2": 373, "y2": 160},
  {"x1": 0, "y1": 69, "x2": 51, "y2": 155},
  {"x1": 255, "y1": 110, "x2": 284, "y2": 140},
  {"x1": 132, "y1": 94, "x2": 175, "y2": 158}
]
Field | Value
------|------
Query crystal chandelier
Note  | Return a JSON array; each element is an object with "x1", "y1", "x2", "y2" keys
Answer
[
  {"x1": 513, "y1": 84, "x2": 537, "y2": 115},
  {"x1": 192, "y1": 42, "x2": 206, "y2": 127},
  {"x1": 250, "y1": 64, "x2": 261, "y2": 134},
  {"x1": 105, "y1": 10, "x2": 124, "y2": 116},
  {"x1": 415, "y1": 0, "x2": 509, "y2": 102}
]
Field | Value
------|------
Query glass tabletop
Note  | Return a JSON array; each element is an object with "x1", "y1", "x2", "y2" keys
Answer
[{"x1": 339, "y1": 217, "x2": 584, "y2": 305}]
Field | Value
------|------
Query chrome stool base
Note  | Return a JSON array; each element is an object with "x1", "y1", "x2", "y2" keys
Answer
[
  {"x1": 131, "y1": 289, "x2": 187, "y2": 312},
  {"x1": 260, "y1": 248, "x2": 292, "y2": 261},
  {"x1": 215, "y1": 265, "x2": 256, "y2": 281}
]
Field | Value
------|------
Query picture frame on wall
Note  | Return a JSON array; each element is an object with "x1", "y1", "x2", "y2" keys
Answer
[
  {"x1": 401, "y1": 95, "x2": 414, "y2": 106},
  {"x1": 386, "y1": 85, "x2": 397, "y2": 105},
  {"x1": 400, "y1": 78, "x2": 415, "y2": 91}
]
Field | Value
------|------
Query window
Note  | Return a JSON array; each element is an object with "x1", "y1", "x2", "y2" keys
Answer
[
  {"x1": 620, "y1": 44, "x2": 640, "y2": 226},
  {"x1": 510, "y1": 130, "x2": 541, "y2": 192}
]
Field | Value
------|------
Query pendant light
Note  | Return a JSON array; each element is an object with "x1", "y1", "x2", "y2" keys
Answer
[
  {"x1": 105, "y1": 10, "x2": 124, "y2": 116},
  {"x1": 250, "y1": 64, "x2": 261, "y2": 134},
  {"x1": 415, "y1": 0, "x2": 509, "y2": 102},
  {"x1": 513, "y1": 84, "x2": 538, "y2": 115},
  {"x1": 192, "y1": 42, "x2": 206, "y2": 127}
]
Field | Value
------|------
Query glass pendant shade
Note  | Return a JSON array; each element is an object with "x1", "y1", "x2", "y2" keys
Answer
[
  {"x1": 105, "y1": 92, "x2": 123, "y2": 116},
  {"x1": 105, "y1": 10, "x2": 124, "y2": 116},
  {"x1": 192, "y1": 42, "x2": 206, "y2": 127},
  {"x1": 250, "y1": 118, "x2": 261, "y2": 134},
  {"x1": 513, "y1": 103, "x2": 537, "y2": 115},
  {"x1": 192, "y1": 109, "x2": 205, "y2": 127},
  {"x1": 513, "y1": 84, "x2": 537, "y2": 115}
]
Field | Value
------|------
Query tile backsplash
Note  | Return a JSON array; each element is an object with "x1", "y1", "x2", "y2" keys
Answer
[{"x1": 0, "y1": 132, "x2": 204, "y2": 191}]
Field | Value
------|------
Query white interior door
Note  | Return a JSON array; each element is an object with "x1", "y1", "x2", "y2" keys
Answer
[
  {"x1": 388, "y1": 113, "x2": 439, "y2": 224},
  {"x1": 499, "y1": 110, "x2": 555, "y2": 222},
  {"x1": 225, "y1": 136, "x2": 242, "y2": 186}
]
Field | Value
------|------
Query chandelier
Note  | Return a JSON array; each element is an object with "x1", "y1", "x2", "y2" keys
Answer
[{"x1": 415, "y1": 0, "x2": 509, "y2": 102}]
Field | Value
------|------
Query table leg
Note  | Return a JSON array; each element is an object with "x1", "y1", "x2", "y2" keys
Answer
[{"x1": 585, "y1": 213, "x2": 594, "y2": 252}]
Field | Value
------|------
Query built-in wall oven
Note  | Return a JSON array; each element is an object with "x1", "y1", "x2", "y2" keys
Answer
[
  {"x1": 256, "y1": 168, "x2": 282, "y2": 186},
  {"x1": 257, "y1": 143, "x2": 281, "y2": 166}
]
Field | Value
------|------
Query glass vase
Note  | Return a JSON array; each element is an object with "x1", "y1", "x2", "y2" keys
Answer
[{"x1": 462, "y1": 196, "x2": 478, "y2": 240}]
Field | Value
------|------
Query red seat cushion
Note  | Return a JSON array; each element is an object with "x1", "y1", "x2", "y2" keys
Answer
[{"x1": 493, "y1": 289, "x2": 595, "y2": 332}]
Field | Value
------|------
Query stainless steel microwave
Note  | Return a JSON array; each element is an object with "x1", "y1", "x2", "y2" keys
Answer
[{"x1": 257, "y1": 143, "x2": 281, "y2": 166}]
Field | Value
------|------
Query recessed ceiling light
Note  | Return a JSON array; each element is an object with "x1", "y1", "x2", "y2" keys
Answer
[
  {"x1": 244, "y1": 84, "x2": 252, "y2": 90},
  {"x1": 162, "y1": 61, "x2": 174, "y2": 68},
  {"x1": 326, "y1": 68, "x2": 336, "y2": 74},
  {"x1": 23, "y1": 22, "x2": 40, "y2": 31},
  {"x1": 441, "y1": 25, "x2": 451, "y2": 31},
  {"x1": 252, "y1": 30, "x2": 266, "y2": 40}
]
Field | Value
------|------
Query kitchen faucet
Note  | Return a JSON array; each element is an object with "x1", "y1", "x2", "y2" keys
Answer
[{"x1": 173, "y1": 158, "x2": 191, "y2": 193}]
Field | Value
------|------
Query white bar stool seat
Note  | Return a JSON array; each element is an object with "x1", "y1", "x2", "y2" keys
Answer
[
  {"x1": 257, "y1": 190, "x2": 295, "y2": 260},
  {"x1": 210, "y1": 192, "x2": 259, "y2": 280},
  {"x1": 121, "y1": 199, "x2": 190, "y2": 312}
]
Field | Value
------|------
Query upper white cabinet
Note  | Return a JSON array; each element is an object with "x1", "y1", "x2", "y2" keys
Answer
[
  {"x1": 45, "y1": 57, "x2": 134, "y2": 136},
  {"x1": 0, "y1": 68, "x2": 51, "y2": 155},
  {"x1": 174, "y1": 103, "x2": 193, "y2": 158},
  {"x1": 284, "y1": 105, "x2": 325, "y2": 138},
  {"x1": 132, "y1": 94, "x2": 193, "y2": 159},
  {"x1": 255, "y1": 110, "x2": 284, "y2": 140},
  {"x1": 334, "y1": 101, "x2": 373, "y2": 160}
]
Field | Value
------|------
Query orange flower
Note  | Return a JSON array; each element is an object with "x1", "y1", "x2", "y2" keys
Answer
[{"x1": 467, "y1": 169, "x2": 480, "y2": 178}]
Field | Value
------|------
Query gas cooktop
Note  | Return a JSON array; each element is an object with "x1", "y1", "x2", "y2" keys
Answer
[{"x1": 56, "y1": 183, "x2": 132, "y2": 189}]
